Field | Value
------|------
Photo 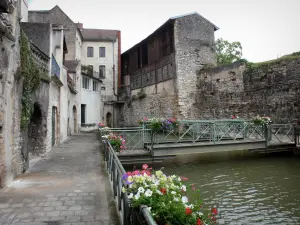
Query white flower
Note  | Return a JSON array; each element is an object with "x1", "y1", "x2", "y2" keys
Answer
[
  {"x1": 145, "y1": 189, "x2": 153, "y2": 197},
  {"x1": 128, "y1": 193, "x2": 133, "y2": 199},
  {"x1": 181, "y1": 196, "x2": 188, "y2": 203},
  {"x1": 138, "y1": 187, "x2": 145, "y2": 193},
  {"x1": 173, "y1": 197, "x2": 179, "y2": 202},
  {"x1": 181, "y1": 185, "x2": 186, "y2": 192},
  {"x1": 178, "y1": 177, "x2": 181, "y2": 182},
  {"x1": 171, "y1": 191, "x2": 176, "y2": 195},
  {"x1": 122, "y1": 187, "x2": 126, "y2": 193},
  {"x1": 197, "y1": 211, "x2": 203, "y2": 216},
  {"x1": 156, "y1": 190, "x2": 163, "y2": 195},
  {"x1": 129, "y1": 184, "x2": 133, "y2": 189},
  {"x1": 186, "y1": 204, "x2": 194, "y2": 209},
  {"x1": 134, "y1": 193, "x2": 140, "y2": 200}
]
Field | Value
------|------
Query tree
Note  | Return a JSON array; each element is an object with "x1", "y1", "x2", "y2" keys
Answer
[{"x1": 215, "y1": 38, "x2": 243, "y2": 65}]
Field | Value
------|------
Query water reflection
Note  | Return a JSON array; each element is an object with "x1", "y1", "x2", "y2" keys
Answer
[{"x1": 162, "y1": 156, "x2": 300, "y2": 225}]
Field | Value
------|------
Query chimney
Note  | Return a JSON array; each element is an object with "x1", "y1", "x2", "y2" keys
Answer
[{"x1": 76, "y1": 22, "x2": 83, "y2": 29}]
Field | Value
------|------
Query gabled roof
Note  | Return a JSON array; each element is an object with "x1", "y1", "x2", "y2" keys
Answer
[
  {"x1": 170, "y1": 12, "x2": 219, "y2": 30},
  {"x1": 81, "y1": 29, "x2": 119, "y2": 42},
  {"x1": 122, "y1": 12, "x2": 218, "y2": 55},
  {"x1": 29, "y1": 5, "x2": 83, "y2": 40}
]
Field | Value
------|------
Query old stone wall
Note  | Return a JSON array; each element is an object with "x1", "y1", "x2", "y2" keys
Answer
[
  {"x1": 27, "y1": 81, "x2": 50, "y2": 156},
  {"x1": 122, "y1": 79, "x2": 178, "y2": 126},
  {"x1": 196, "y1": 57, "x2": 300, "y2": 123},
  {"x1": 0, "y1": 9, "x2": 25, "y2": 187},
  {"x1": 174, "y1": 14, "x2": 217, "y2": 120}
]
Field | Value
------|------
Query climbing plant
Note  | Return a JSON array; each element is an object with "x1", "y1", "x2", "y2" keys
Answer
[{"x1": 19, "y1": 30, "x2": 41, "y2": 130}]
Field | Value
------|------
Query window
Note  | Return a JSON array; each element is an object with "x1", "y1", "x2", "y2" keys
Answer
[
  {"x1": 99, "y1": 47, "x2": 105, "y2": 57},
  {"x1": 82, "y1": 77, "x2": 90, "y2": 89},
  {"x1": 101, "y1": 87, "x2": 106, "y2": 91},
  {"x1": 87, "y1": 47, "x2": 94, "y2": 57},
  {"x1": 88, "y1": 65, "x2": 93, "y2": 71},
  {"x1": 93, "y1": 80, "x2": 98, "y2": 92},
  {"x1": 99, "y1": 65, "x2": 105, "y2": 78}
]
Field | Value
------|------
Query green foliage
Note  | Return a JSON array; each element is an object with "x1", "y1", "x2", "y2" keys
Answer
[
  {"x1": 137, "y1": 88, "x2": 146, "y2": 99},
  {"x1": 19, "y1": 30, "x2": 41, "y2": 130},
  {"x1": 215, "y1": 38, "x2": 243, "y2": 65}
]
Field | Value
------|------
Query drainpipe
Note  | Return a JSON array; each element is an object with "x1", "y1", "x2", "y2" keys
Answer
[{"x1": 112, "y1": 41, "x2": 118, "y2": 127}]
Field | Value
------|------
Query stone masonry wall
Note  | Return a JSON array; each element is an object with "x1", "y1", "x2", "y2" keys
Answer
[
  {"x1": 122, "y1": 79, "x2": 178, "y2": 126},
  {"x1": 196, "y1": 58, "x2": 300, "y2": 123},
  {"x1": 174, "y1": 14, "x2": 217, "y2": 120},
  {"x1": 0, "y1": 10, "x2": 25, "y2": 187}
]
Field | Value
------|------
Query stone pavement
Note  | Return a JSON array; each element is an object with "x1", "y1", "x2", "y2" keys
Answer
[{"x1": 0, "y1": 133, "x2": 118, "y2": 225}]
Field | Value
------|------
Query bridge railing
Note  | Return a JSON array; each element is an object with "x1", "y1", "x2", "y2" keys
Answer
[
  {"x1": 100, "y1": 127, "x2": 152, "y2": 151},
  {"x1": 266, "y1": 124, "x2": 295, "y2": 145},
  {"x1": 144, "y1": 120, "x2": 266, "y2": 145},
  {"x1": 103, "y1": 141, "x2": 157, "y2": 225}
]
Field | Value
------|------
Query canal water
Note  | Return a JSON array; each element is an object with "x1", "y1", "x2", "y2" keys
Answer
[{"x1": 162, "y1": 154, "x2": 300, "y2": 225}]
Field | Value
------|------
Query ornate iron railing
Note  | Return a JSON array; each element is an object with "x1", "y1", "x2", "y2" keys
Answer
[{"x1": 103, "y1": 141, "x2": 157, "y2": 225}]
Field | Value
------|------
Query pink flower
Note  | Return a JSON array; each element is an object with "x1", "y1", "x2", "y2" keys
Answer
[
  {"x1": 181, "y1": 176, "x2": 188, "y2": 181},
  {"x1": 142, "y1": 164, "x2": 148, "y2": 170},
  {"x1": 126, "y1": 172, "x2": 132, "y2": 176},
  {"x1": 120, "y1": 146, "x2": 124, "y2": 149},
  {"x1": 133, "y1": 170, "x2": 140, "y2": 175}
]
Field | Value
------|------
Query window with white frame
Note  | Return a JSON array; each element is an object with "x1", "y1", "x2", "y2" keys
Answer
[
  {"x1": 99, "y1": 47, "x2": 105, "y2": 57},
  {"x1": 82, "y1": 77, "x2": 90, "y2": 89},
  {"x1": 99, "y1": 65, "x2": 105, "y2": 78},
  {"x1": 93, "y1": 80, "x2": 98, "y2": 92},
  {"x1": 87, "y1": 47, "x2": 94, "y2": 57}
]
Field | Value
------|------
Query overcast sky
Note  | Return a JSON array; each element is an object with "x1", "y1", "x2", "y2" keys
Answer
[{"x1": 28, "y1": 0, "x2": 300, "y2": 62}]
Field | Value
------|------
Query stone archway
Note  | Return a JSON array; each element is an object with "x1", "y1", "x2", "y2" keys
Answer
[
  {"x1": 106, "y1": 112, "x2": 112, "y2": 128},
  {"x1": 28, "y1": 103, "x2": 43, "y2": 157},
  {"x1": 73, "y1": 106, "x2": 77, "y2": 133}
]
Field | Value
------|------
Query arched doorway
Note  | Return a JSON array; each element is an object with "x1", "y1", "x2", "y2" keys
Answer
[
  {"x1": 73, "y1": 106, "x2": 77, "y2": 133},
  {"x1": 106, "y1": 112, "x2": 112, "y2": 128},
  {"x1": 28, "y1": 103, "x2": 43, "y2": 155}
]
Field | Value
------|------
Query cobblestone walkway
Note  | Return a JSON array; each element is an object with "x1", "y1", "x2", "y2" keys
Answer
[{"x1": 0, "y1": 133, "x2": 115, "y2": 225}]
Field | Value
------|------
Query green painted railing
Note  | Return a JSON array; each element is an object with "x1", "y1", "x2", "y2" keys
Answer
[
  {"x1": 103, "y1": 141, "x2": 157, "y2": 225},
  {"x1": 100, "y1": 121, "x2": 296, "y2": 153}
]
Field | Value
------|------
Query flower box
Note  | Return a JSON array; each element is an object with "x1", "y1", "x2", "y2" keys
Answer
[{"x1": 122, "y1": 164, "x2": 217, "y2": 225}]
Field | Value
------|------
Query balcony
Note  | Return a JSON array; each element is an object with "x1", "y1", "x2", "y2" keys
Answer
[
  {"x1": 67, "y1": 73, "x2": 77, "y2": 94},
  {"x1": 51, "y1": 55, "x2": 60, "y2": 78}
]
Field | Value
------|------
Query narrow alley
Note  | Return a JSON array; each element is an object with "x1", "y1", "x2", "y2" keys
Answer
[{"x1": 0, "y1": 133, "x2": 115, "y2": 225}]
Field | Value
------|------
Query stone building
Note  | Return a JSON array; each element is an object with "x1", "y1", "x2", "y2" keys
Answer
[
  {"x1": 28, "y1": 6, "x2": 82, "y2": 133},
  {"x1": 120, "y1": 12, "x2": 218, "y2": 125},
  {"x1": 29, "y1": 6, "x2": 122, "y2": 130},
  {"x1": 78, "y1": 26, "x2": 121, "y2": 129},
  {"x1": 0, "y1": 0, "x2": 27, "y2": 187}
]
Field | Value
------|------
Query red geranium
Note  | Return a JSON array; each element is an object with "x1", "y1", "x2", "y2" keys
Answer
[
  {"x1": 197, "y1": 218, "x2": 202, "y2": 225},
  {"x1": 211, "y1": 207, "x2": 218, "y2": 215},
  {"x1": 185, "y1": 207, "x2": 192, "y2": 215},
  {"x1": 160, "y1": 187, "x2": 167, "y2": 194}
]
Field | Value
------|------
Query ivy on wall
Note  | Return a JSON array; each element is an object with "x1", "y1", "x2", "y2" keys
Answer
[{"x1": 19, "y1": 30, "x2": 41, "y2": 130}]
